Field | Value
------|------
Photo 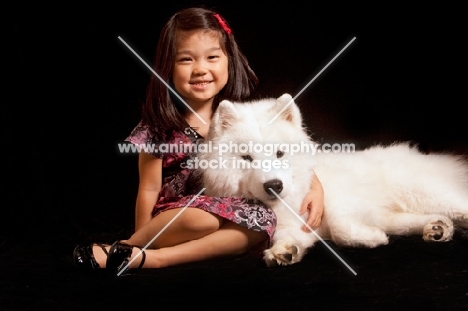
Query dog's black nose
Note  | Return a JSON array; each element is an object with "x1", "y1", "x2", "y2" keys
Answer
[{"x1": 264, "y1": 179, "x2": 283, "y2": 195}]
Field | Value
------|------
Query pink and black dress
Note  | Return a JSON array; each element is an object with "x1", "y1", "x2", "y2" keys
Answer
[{"x1": 125, "y1": 122, "x2": 277, "y2": 243}]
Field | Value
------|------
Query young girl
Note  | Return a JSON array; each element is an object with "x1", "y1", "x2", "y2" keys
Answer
[{"x1": 74, "y1": 7, "x2": 324, "y2": 274}]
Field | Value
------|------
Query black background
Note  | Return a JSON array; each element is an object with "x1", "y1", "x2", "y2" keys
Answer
[{"x1": 3, "y1": 2, "x2": 468, "y2": 310}]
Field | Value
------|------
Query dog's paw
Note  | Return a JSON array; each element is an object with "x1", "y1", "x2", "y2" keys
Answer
[
  {"x1": 423, "y1": 217, "x2": 454, "y2": 242},
  {"x1": 263, "y1": 242, "x2": 304, "y2": 267}
]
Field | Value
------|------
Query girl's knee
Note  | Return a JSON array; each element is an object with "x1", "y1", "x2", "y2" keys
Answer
[{"x1": 178, "y1": 208, "x2": 223, "y2": 233}]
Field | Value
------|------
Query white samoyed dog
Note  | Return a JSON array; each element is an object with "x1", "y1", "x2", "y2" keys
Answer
[{"x1": 197, "y1": 93, "x2": 468, "y2": 267}]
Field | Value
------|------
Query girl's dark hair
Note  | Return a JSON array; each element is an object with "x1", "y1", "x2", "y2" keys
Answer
[{"x1": 141, "y1": 7, "x2": 259, "y2": 133}]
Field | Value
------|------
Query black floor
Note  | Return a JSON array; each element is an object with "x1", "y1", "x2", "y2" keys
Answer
[{"x1": 2, "y1": 224, "x2": 468, "y2": 310}]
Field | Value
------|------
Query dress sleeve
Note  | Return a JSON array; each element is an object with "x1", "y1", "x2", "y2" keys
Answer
[{"x1": 125, "y1": 121, "x2": 165, "y2": 158}]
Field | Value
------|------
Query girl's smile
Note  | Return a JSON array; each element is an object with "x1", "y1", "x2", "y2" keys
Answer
[{"x1": 189, "y1": 80, "x2": 212, "y2": 91}]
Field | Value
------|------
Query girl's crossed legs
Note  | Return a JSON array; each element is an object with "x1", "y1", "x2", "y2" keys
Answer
[{"x1": 91, "y1": 207, "x2": 268, "y2": 269}]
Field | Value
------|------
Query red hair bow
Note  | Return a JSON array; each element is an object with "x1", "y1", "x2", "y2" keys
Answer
[{"x1": 213, "y1": 14, "x2": 232, "y2": 35}]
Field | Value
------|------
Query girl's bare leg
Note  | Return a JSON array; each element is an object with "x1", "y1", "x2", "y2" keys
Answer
[
  {"x1": 92, "y1": 208, "x2": 267, "y2": 268},
  {"x1": 127, "y1": 208, "x2": 224, "y2": 248},
  {"x1": 124, "y1": 220, "x2": 267, "y2": 268}
]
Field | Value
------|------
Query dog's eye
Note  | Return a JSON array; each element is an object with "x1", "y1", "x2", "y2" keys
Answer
[
  {"x1": 276, "y1": 150, "x2": 284, "y2": 159},
  {"x1": 242, "y1": 155, "x2": 253, "y2": 162}
]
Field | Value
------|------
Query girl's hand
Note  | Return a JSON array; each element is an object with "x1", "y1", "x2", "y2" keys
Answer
[{"x1": 299, "y1": 174, "x2": 324, "y2": 232}]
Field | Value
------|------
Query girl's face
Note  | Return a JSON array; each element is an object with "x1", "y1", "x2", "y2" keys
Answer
[{"x1": 173, "y1": 30, "x2": 229, "y2": 108}]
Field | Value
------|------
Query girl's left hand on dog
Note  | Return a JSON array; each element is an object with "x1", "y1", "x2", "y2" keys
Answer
[{"x1": 299, "y1": 177, "x2": 324, "y2": 232}]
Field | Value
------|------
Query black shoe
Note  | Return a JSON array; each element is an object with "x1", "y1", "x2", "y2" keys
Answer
[
  {"x1": 73, "y1": 243, "x2": 109, "y2": 270},
  {"x1": 106, "y1": 241, "x2": 146, "y2": 275}
]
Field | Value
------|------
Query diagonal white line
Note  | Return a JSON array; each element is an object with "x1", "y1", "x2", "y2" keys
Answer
[
  {"x1": 268, "y1": 37, "x2": 356, "y2": 124},
  {"x1": 118, "y1": 36, "x2": 207, "y2": 125},
  {"x1": 117, "y1": 188, "x2": 206, "y2": 276},
  {"x1": 269, "y1": 188, "x2": 357, "y2": 275}
]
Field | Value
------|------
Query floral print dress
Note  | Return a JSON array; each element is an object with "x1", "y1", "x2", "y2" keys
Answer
[{"x1": 125, "y1": 122, "x2": 277, "y2": 241}]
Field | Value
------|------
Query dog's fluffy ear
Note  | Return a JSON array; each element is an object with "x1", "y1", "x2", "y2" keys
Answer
[
  {"x1": 212, "y1": 100, "x2": 238, "y2": 134},
  {"x1": 274, "y1": 93, "x2": 303, "y2": 128}
]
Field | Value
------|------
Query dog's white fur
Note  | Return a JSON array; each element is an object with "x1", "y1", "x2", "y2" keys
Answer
[{"x1": 198, "y1": 94, "x2": 468, "y2": 267}]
